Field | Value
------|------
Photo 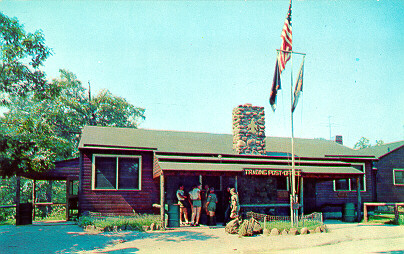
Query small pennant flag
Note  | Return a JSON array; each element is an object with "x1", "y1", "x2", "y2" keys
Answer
[
  {"x1": 292, "y1": 57, "x2": 305, "y2": 113},
  {"x1": 279, "y1": 2, "x2": 292, "y2": 74},
  {"x1": 269, "y1": 58, "x2": 282, "y2": 111}
]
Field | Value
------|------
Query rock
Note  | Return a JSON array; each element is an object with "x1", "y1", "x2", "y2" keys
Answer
[
  {"x1": 281, "y1": 229, "x2": 288, "y2": 235},
  {"x1": 270, "y1": 228, "x2": 280, "y2": 236},
  {"x1": 225, "y1": 218, "x2": 241, "y2": 234},
  {"x1": 237, "y1": 140, "x2": 246, "y2": 147},
  {"x1": 142, "y1": 225, "x2": 150, "y2": 231},
  {"x1": 289, "y1": 228, "x2": 299, "y2": 235},
  {"x1": 85, "y1": 225, "x2": 95, "y2": 231},
  {"x1": 263, "y1": 228, "x2": 270, "y2": 236},
  {"x1": 300, "y1": 227, "x2": 309, "y2": 235},
  {"x1": 238, "y1": 221, "x2": 249, "y2": 236},
  {"x1": 252, "y1": 220, "x2": 263, "y2": 234},
  {"x1": 320, "y1": 224, "x2": 327, "y2": 233},
  {"x1": 309, "y1": 229, "x2": 315, "y2": 234},
  {"x1": 315, "y1": 226, "x2": 322, "y2": 233},
  {"x1": 247, "y1": 139, "x2": 256, "y2": 146}
]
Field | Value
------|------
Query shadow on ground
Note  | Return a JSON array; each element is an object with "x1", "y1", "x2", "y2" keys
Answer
[{"x1": 0, "y1": 221, "x2": 218, "y2": 254}]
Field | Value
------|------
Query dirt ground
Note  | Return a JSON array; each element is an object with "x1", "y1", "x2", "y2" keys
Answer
[{"x1": 1, "y1": 220, "x2": 404, "y2": 254}]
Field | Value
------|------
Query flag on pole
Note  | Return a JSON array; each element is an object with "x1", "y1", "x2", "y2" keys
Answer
[
  {"x1": 278, "y1": 3, "x2": 292, "y2": 73},
  {"x1": 292, "y1": 57, "x2": 305, "y2": 113},
  {"x1": 269, "y1": 58, "x2": 282, "y2": 111}
]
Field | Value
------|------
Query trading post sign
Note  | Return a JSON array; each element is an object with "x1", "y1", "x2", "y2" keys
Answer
[{"x1": 244, "y1": 169, "x2": 301, "y2": 177}]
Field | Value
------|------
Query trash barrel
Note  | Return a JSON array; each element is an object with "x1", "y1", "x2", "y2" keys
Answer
[
  {"x1": 167, "y1": 204, "x2": 180, "y2": 227},
  {"x1": 16, "y1": 203, "x2": 33, "y2": 225},
  {"x1": 344, "y1": 203, "x2": 355, "y2": 222}
]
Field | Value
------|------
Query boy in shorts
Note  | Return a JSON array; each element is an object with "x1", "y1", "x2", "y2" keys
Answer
[{"x1": 176, "y1": 184, "x2": 189, "y2": 225}]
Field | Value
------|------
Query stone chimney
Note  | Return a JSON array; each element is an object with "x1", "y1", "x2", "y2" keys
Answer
[
  {"x1": 232, "y1": 104, "x2": 266, "y2": 155},
  {"x1": 335, "y1": 135, "x2": 343, "y2": 145}
]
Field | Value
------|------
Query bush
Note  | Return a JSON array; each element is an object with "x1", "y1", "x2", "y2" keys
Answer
[
  {"x1": 398, "y1": 215, "x2": 404, "y2": 225},
  {"x1": 36, "y1": 206, "x2": 66, "y2": 221},
  {"x1": 77, "y1": 214, "x2": 161, "y2": 232},
  {"x1": 264, "y1": 220, "x2": 322, "y2": 232},
  {"x1": 0, "y1": 207, "x2": 15, "y2": 223}
]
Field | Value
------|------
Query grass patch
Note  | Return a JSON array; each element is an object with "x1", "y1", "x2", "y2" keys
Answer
[
  {"x1": 35, "y1": 206, "x2": 67, "y2": 222},
  {"x1": 363, "y1": 212, "x2": 404, "y2": 225},
  {"x1": 264, "y1": 220, "x2": 322, "y2": 231},
  {"x1": 0, "y1": 219, "x2": 15, "y2": 226},
  {"x1": 77, "y1": 214, "x2": 161, "y2": 232}
]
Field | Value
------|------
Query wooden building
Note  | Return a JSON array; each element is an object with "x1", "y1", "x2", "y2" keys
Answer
[
  {"x1": 68, "y1": 104, "x2": 378, "y2": 221},
  {"x1": 358, "y1": 142, "x2": 404, "y2": 202}
]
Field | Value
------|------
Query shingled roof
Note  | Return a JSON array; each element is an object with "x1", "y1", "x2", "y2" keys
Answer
[
  {"x1": 79, "y1": 126, "x2": 371, "y2": 158},
  {"x1": 355, "y1": 141, "x2": 404, "y2": 158}
]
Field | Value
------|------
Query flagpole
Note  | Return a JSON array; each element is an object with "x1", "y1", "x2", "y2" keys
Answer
[
  {"x1": 291, "y1": 0, "x2": 298, "y2": 228},
  {"x1": 290, "y1": 45, "x2": 297, "y2": 228}
]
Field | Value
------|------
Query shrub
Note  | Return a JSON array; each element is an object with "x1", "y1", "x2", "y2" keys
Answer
[
  {"x1": 36, "y1": 206, "x2": 66, "y2": 221},
  {"x1": 264, "y1": 220, "x2": 322, "y2": 232},
  {"x1": 77, "y1": 214, "x2": 161, "y2": 232}
]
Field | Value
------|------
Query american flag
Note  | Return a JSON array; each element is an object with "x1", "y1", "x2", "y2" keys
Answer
[{"x1": 279, "y1": 3, "x2": 292, "y2": 73}]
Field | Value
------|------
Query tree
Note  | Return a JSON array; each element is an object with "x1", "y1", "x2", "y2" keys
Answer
[
  {"x1": 354, "y1": 137, "x2": 385, "y2": 150},
  {"x1": 0, "y1": 12, "x2": 52, "y2": 103},
  {"x1": 375, "y1": 140, "x2": 385, "y2": 146},
  {"x1": 0, "y1": 69, "x2": 145, "y2": 177},
  {"x1": 354, "y1": 137, "x2": 371, "y2": 150}
]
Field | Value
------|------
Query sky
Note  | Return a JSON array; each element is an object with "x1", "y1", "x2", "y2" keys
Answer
[{"x1": 1, "y1": 0, "x2": 403, "y2": 148}]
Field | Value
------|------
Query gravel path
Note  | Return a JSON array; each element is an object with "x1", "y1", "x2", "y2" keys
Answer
[{"x1": 1, "y1": 220, "x2": 403, "y2": 253}]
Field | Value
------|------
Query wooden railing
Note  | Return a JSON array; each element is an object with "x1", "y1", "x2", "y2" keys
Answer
[{"x1": 363, "y1": 202, "x2": 404, "y2": 223}]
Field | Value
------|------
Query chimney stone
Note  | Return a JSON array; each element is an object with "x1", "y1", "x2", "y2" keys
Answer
[{"x1": 232, "y1": 104, "x2": 266, "y2": 155}]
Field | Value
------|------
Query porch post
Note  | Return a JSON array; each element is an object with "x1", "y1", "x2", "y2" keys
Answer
[
  {"x1": 15, "y1": 175, "x2": 21, "y2": 225},
  {"x1": 66, "y1": 179, "x2": 70, "y2": 221},
  {"x1": 300, "y1": 177, "x2": 304, "y2": 215},
  {"x1": 32, "y1": 179, "x2": 36, "y2": 221},
  {"x1": 356, "y1": 176, "x2": 362, "y2": 222},
  {"x1": 160, "y1": 173, "x2": 165, "y2": 228}
]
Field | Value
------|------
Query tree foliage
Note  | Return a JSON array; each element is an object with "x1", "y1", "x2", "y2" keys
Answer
[
  {"x1": 0, "y1": 69, "x2": 145, "y2": 177},
  {"x1": 354, "y1": 137, "x2": 384, "y2": 150},
  {"x1": 0, "y1": 12, "x2": 52, "y2": 103},
  {"x1": 354, "y1": 137, "x2": 371, "y2": 149}
]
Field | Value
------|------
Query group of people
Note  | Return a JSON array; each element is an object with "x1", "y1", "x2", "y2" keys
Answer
[{"x1": 176, "y1": 184, "x2": 239, "y2": 227}]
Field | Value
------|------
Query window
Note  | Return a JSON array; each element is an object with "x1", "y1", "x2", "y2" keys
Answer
[
  {"x1": 334, "y1": 176, "x2": 365, "y2": 191},
  {"x1": 335, "y1": 178, "x2": 349, "y2": 191},
  {"x1": 92, "y1": 155, "x2": 141, "y2": 190},
  {"x1": 394, "y1": 169, "x2": 404, "y2": 185}
]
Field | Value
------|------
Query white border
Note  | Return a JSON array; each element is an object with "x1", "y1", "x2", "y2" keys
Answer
[
  {"x1": 393, "y1": 168, "x2": 404, "y2": 186},
  {"x1": 92, "y1": 154, "x2": 142, "y2": 191}
]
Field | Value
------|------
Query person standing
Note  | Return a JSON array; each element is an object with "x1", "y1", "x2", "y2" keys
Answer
[
  {"x1": 229, "y1": 188, "x2": 240, "y2": 219},
  {"x1": 201, "y1": 184, "x2": 209, "y2": 225},
  {"x1": 176, "y1": 184, "x2": 189, "y2": 225},
  {"x1": 223, "y1": 187, "x2": 231, "y2": 225},
  {"x1": 206, "y1": 187, "x2": 218, "y2": 226},
  {"x1": 190, "y1": 184, "x2": 202, "y2": 226}
]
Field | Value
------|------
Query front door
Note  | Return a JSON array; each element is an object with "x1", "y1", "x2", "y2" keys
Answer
[{"x1": 303, "y1": 178, "x2": 317, "y2": 214}]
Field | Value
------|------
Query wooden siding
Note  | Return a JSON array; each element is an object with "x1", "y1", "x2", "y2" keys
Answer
[
  {"x1": 80, "y1": 149, "x2": 159, "y2": 215},
  {"x1": 54, "y1": 158, "x2": 80, "y2": 180},
  {"x1": 315, "y1": 162, "x2": 374, "y2": 212},
  {"x1": 376, "y1": 146, "x2": 404, "y2": 202},
  {"x1": 25, "y1": 158, "x2": 80, "y2": 180}
]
